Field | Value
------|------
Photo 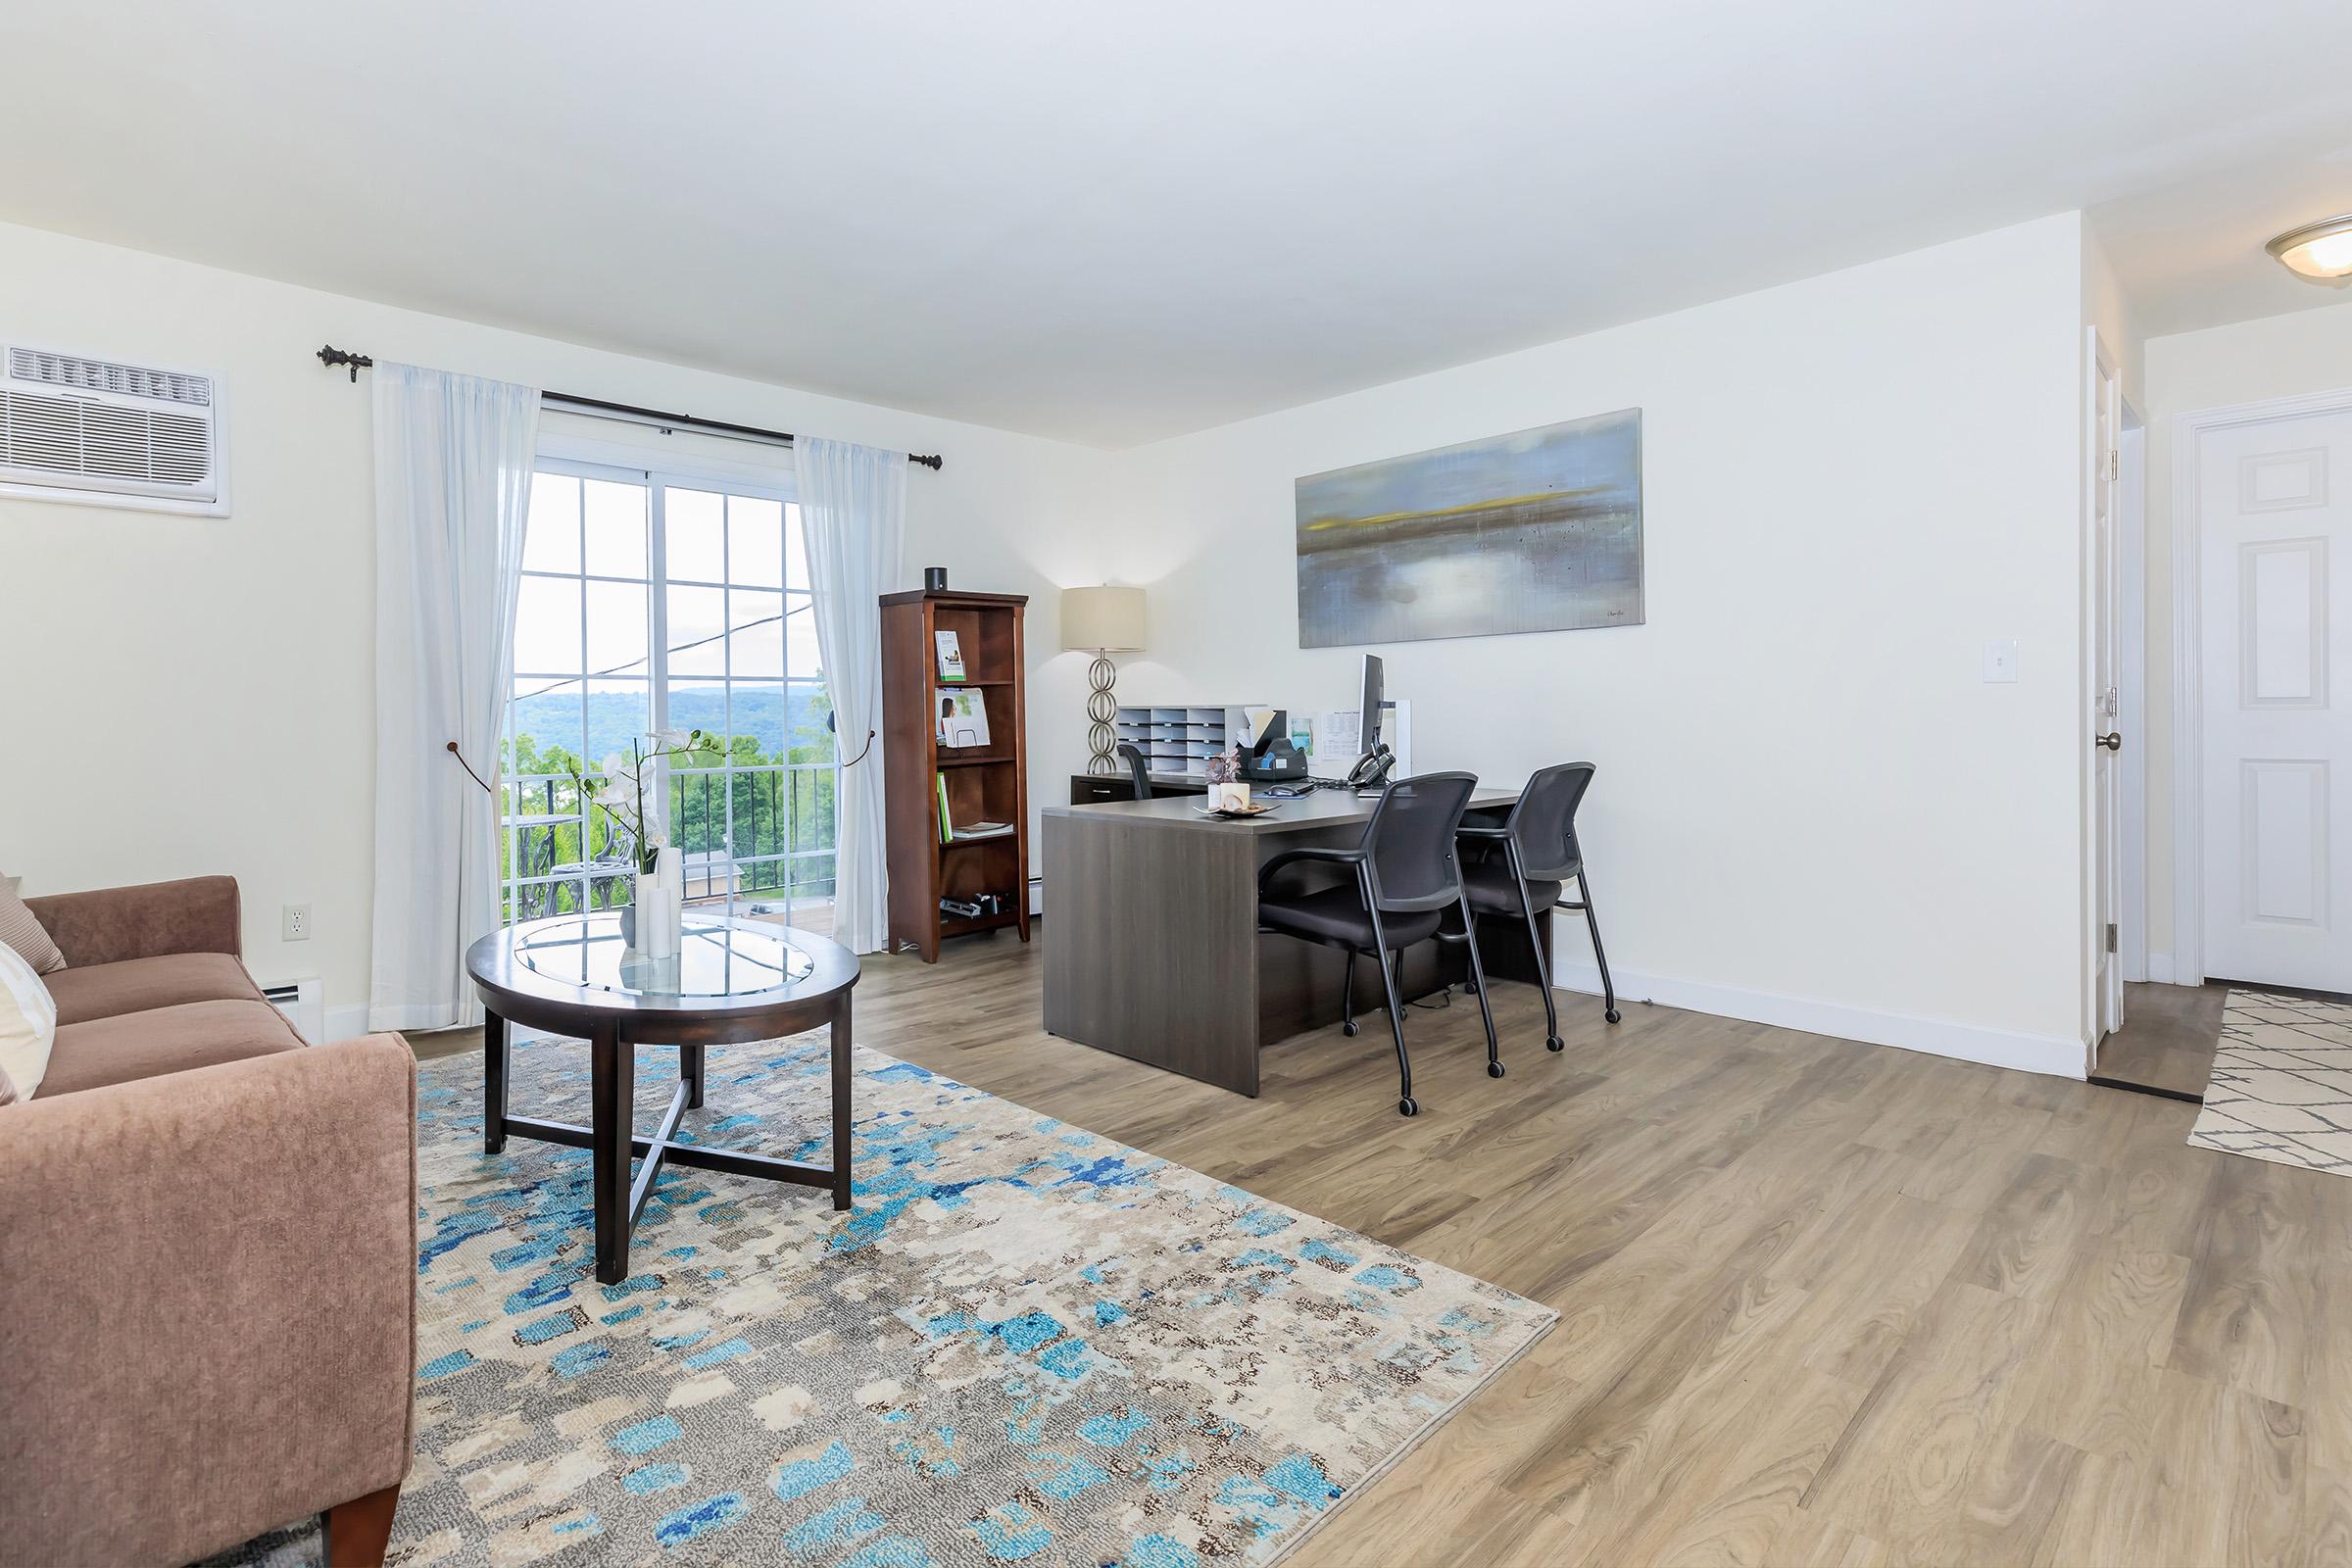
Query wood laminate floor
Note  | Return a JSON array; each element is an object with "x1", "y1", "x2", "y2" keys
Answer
[
  {"x1": 414, "y1": 935, "x2": 2350, "y2": 1566},
  {"x1": 2095, "y1": 981, "x2": 2230, "y2": 1100}
]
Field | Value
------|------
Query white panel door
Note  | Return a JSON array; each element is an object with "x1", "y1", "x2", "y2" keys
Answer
[{"x1": 2201, "y1": 409, "x2": 2352, "y2": 990}]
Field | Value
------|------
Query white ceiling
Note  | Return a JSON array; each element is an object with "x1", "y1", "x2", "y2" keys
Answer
[
  {"x1": 4, "y1": 1, "x2": 2350, "y2": 446},
  {"x1": 2091, "y1": 146, "x2": 2352, "y2": 336}
]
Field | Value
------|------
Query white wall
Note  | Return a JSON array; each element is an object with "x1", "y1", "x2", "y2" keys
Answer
[
  {"x1": 0, "y1": 212, "x2": 2112, "y2": 1073},
  {"x1": 1110, "y1": 216, "x2": 2095, "y2": 1072},
  {"x1": 2139, "y1": 297, "x2": 2352, "y2": 974},
  {"x1": 0, "y1": 220, "x2": 1114, "y2": 1032},
  {"x1": 2082, "y1": 225, "x2": 2147, "y2": 412}
]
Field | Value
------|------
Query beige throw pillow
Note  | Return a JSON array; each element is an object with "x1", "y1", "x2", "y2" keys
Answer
[
  {"x1": 0, "y1": 940, "x2": 57, "y2": 1100},
  {"x1": 0, "y1": 878, "x2": 65, "y2": 974}
]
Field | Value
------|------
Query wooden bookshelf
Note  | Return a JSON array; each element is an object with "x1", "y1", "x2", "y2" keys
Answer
[{"x1": 880, "y1": 589, "x2": 1031, "y2": 962}]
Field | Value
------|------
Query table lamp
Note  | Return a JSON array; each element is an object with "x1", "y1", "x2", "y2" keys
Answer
[{"x1": 1060, "y1": 584, "x2": 1147, "y2": 775}]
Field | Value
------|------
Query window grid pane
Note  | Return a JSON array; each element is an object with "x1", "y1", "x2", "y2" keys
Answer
[{"x1": 506, "y1": 466, "x2": 838, "y2": 928}]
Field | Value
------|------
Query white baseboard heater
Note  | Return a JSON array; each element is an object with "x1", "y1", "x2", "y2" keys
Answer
[{"x1": 259, "y1": 978, "x2": 323, "y2": 1045}]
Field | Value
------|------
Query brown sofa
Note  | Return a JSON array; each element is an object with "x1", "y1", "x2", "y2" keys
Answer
[{"x1": 0, "y1": 876, "x2": 417, "y2": 1567}]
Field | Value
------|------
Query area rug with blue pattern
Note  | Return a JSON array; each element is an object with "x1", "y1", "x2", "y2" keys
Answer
[{"x1": 214, "y1": 1033, "x2": 1553, "y2": 1567}]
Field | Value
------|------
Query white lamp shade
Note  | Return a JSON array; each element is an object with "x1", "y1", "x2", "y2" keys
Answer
[{"x1": 1061, "y1": 584, "x2": 1147, "y2": 653}]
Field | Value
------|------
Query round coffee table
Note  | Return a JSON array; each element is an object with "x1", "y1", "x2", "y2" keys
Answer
[{"x1": 466, "y1": 911, "x2": 860, "y2": 1284}]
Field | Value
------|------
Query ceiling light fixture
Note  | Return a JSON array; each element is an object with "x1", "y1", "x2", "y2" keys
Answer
[{"x1": 2266, "y1": 215, "x2": 2352, "y2": 281}]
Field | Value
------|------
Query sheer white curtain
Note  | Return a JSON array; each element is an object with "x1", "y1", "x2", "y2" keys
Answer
[
  {"x1": 799, "y1": 436, "x2": 906, "y2": 955},
  {"x1": 369, "y1": 365, "x2": 541, "y2": 1031}
]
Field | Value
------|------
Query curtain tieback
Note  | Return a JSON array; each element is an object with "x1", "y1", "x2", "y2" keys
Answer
[
  {"x1": 842, "y1": 728, "x2": 877, "y2": 768},
  {"x1": 445, "y1": 740, "x2": 494, "y2": 794}
]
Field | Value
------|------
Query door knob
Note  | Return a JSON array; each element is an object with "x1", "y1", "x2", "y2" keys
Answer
[{"x1": 2096, "y1": 732, "x2": 2123, "y2": 752}]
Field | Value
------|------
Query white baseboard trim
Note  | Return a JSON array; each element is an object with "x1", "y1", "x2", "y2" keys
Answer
[
  {"x1": 323, "y1": 1002, "x2": 373, "y2": 1042},
  {"x1": 1547, "y1": 958, "x2": 2085, "y2": 1080}
]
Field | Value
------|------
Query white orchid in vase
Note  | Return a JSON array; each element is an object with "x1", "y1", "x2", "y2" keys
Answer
[{"x1": 568, "y1": 729, "x2": 719, "y2": 874}]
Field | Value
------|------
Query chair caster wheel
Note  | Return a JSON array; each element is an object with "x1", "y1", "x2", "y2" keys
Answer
[
  {"x1": 1398, "y1": 1097, "x2": 1419, "y2": 1117},
  {"x1": 1545, "y1": 1035, "x2": 1564, "y2": 1052},
  {"x1": 1487, "y1": 1060, "x2": 1505, "y2": 1079},
  {"x1": 1605, "y1": 1007, "x2": 1623, "y2": 1024},
  {"x1": 1343, "y1": 1020, "x2": 1358, "y2": 1037}
]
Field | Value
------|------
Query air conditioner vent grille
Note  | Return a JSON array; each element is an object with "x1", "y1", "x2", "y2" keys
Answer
[
  {"x1": 7, "y1": 347, "x2": 212, "y2": 407},
  {"x1": 0, "y1": 387, "x2": 214, "y2": 489}
]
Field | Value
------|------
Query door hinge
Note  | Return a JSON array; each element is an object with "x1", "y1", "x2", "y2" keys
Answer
[
  {"x1": 2105, "y1": 921, "x2": 2118, "y2": 955},
  {"x1": 2107, "y1": 449, "x2": 2121, "y2": 481}
]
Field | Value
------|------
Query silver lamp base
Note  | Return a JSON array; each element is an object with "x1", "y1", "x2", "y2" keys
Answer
[{"x1": 1084, "y1": 655, "x2": 1117, "y2": 775}]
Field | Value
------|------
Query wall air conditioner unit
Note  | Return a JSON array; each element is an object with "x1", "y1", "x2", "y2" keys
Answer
[{"x1": 0, "y1": 344, "x2": 228, "y2": 514}]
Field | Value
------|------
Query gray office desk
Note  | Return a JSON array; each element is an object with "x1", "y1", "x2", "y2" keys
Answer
[{"x1": 1041, "y1": 786, "x2": 1538, "y2": 1096}]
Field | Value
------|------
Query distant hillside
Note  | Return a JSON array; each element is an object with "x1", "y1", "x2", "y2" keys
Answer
[{"x1": 511, "y1": 685, "x2": 830, "y2": 763}]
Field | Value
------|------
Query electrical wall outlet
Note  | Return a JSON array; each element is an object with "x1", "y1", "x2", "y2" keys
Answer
[{"x1": 282, "y1": 903, "x2": 313, "y2": 942}]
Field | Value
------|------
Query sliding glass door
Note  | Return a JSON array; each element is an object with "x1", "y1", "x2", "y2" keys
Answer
[{"x1": 501, "y1": 459, "x2": 836, "y2": 934}]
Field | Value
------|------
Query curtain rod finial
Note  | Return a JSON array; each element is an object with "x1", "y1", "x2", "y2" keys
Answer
[{"x1": 318, "y1": 344, "x2": 373, "y2": 383}]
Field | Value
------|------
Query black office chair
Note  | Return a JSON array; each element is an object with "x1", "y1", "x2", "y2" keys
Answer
[
  {"x1": 1115, "y1": 741, "x2": 1152, "y2": 801},
  {"x1": 1454, "y1": 761, "x2": 1619, "y2": 1052},
  {"x1": 1256, "y1": 772, "x2": 1499, "y2": 1116}
]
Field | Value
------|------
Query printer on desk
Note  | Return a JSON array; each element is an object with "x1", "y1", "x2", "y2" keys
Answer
[{"x1": 1233, "y1": 705, "x2": 1310, "y2": 784}]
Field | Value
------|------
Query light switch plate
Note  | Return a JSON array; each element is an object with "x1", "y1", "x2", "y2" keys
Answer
[{"x1": 1983, "y1": 639, "x2": 2018, "y2": 683}]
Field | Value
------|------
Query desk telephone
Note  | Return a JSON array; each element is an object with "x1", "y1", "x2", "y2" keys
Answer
[{"x1": 1347, "y1": 743, "x2": 1395, "y2": 795}]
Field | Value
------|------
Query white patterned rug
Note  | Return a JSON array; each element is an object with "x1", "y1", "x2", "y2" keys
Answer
[{"x1": 2187, "y1": 989, "x2": 2352, "y2": 1174}]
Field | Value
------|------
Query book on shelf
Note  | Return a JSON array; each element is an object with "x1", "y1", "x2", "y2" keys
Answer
[
  {"x1": 936, "y1": 688, "x2": 992, "y2": 748},
  {"x1": 934, "y1": 771, "x2": 1014, "y2": 843},
  {"x1": 934, "y1": 630, "x2": 965, "y2": 682}
]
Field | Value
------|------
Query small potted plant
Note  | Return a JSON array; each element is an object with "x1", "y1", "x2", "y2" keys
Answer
[
  {"x1": 568, "y1": 729, "x2": 718, "y2": 956},
  {"x1": 1203, "y1": 745, "x2": 1250, "y2": 812}
]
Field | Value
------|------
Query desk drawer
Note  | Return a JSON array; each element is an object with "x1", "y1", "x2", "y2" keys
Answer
[{"x1": 1069, "y1": 775, "x2": 1134, "y2": 805}]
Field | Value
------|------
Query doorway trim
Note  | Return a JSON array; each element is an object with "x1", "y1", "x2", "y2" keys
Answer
[
  {"x1": 2169, "y1": 384, "x2": 2352, "y2": 989},
  {"x1": 2085, "y1": 329, "x2": 2124, "y2": 1061},
  {"x1": 2120, "y1": 414, "x2": 2147, "y2": 984}
]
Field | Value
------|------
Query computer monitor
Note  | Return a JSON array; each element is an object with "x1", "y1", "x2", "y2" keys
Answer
[
  {"x1": 1348, "y1": 653, "x2": 1396, "y2": 793},
  {"x1": 1358, "y1": 654, "x2": 1386, "y2": 756}
]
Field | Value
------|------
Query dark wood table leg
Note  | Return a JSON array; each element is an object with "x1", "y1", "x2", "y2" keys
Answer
[
  {"x1": 483, "y1": 1008, "x2": 509, "y2": 1154},
  {"x1": 680, "y1": 1043, "x2": 706, "y2": 1110},
  {"x1": 590, "y1": 1025, "x2": 636, "y2": 1285},
  {"x1": 830, "y1": 998, "x2": 854, "y2": 1211}
]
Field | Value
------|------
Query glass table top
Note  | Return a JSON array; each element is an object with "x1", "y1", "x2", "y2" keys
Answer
[{"x1": 512, "y1": 913, "x2": 815, "y2": 999}]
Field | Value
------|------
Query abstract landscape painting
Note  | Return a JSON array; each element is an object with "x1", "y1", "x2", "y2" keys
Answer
[{"x1": 1295, "y1": 409, "x2": 1643, "y2": 647}]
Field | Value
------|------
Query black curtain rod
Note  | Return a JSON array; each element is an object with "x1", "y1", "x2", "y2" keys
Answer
[{"x1": 316, "y1": 346, "x2": 944, "y2": 470}]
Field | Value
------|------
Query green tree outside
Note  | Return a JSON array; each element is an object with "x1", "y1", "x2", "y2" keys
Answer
[{"x1": 500, "y1": 686, "x2": 837, "y2": 921}]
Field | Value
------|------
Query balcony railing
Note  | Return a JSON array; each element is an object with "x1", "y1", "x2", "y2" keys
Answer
[{"x1": 501, "y1": 762, "x2": 836, "y2": 925}]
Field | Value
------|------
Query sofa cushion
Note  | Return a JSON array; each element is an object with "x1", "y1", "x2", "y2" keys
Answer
[
  {"x1": 43, "y1": 952, "x2": 266, "y2": 1028},
  {"x1": 36, "y1": 1000, "x2": 303, "y2": 1099}
]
